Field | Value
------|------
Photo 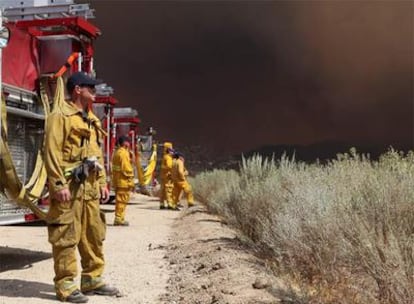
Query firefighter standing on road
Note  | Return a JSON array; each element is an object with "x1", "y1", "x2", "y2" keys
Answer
[
  {"x1": 159, "y1": 142, "x2": 174, "y2": 209},
  {"x1": 171, "y1": 151, "x2": 195, "y2": 209},
  {"x1": 112, "y1": 135, "x2": 135, "y2": 226},
  {"x1": 44, "y1": 72, "x2": 119, "y2": 303}
]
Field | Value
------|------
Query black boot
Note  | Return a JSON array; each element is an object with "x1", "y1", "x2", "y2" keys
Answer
[
  {"x1": 113, "y1": 221, "x2": 129, "y2": 226},
  {"x1": 60, "y1": 290, "x2": 89, "y2": 303},
  {"x1": 83, "y1": 284, "x2": 119, "y2": 296}
]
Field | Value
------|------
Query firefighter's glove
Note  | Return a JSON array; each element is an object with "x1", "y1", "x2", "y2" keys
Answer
[
  {"x1": 72, "y1": 165, "x2": 87, "y2": 183},
  {"x1": 72, "y1": 157, "x2": 102, "y2": 183},
  {"x1": 84, "y1": 156, "x2": 103, "y2": 172}
]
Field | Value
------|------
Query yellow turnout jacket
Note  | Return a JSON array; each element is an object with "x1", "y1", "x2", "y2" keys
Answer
[
  {"x1": 44, "y1": 101, "x2": 107, "y2": 198},
  {"x1": 160, "y1": 152, "x2": 173, "y2": 180},
  {"x1": 172, "y1": 158, "x2": 188, "y2": 183},
  {"x1": 111, "y1": 146, "x2": 134, "y2": 189}
]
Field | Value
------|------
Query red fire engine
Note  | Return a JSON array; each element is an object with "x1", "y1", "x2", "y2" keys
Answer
[
  {"x1": 112, "y1": 107, "x2": 140, "y2": 191},
  {"x1": 112, "y1": 107, "x2": 158, "y2": 195},
  {"x1": 0, "y1": 1, "x2": 150, "y2": 224},
  {"x1": 114, "y1": 107, "x2": 140, "y2": 151},
  {"x1": 92, "y1": 83, "x2": 118, "y2": 186},
  {"x1": 0, "y1": 0, "x2": 104, "y2": 225}
]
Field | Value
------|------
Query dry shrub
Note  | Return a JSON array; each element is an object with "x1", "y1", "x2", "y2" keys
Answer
[
  {"x1": 193, "y1": 149, "x2": 414, "y2": 303},
  {"x1": 190, "y1": 169, "x2": 239, "y2": 220}
]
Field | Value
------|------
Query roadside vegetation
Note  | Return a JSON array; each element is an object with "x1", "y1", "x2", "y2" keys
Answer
[{"x1": 191, "y1": 149, "x2": 414, "y2": 304}]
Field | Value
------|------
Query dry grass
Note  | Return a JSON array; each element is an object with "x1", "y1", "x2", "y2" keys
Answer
[{"x1": 192, "y1": 149, "x2": 414, "y2": 303}]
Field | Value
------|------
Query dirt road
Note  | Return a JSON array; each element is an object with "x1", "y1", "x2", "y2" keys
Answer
[{"x1": 0, "y1": 194, "x2": 282, "y2": 304}]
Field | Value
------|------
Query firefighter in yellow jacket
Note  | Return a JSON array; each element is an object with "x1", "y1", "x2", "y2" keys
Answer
[
  {"x1": 111, "y1": 135, "x2": 135, "y2": 226},
  {"x1": 171, "y1": 151, "x2": 194, "y2": 209},
  {"x1": 159, "y1": 142, "x2": 174, "y2": 209},
  {"x1": 44, "y1": 72, "x2": 119, "y2": 303}
]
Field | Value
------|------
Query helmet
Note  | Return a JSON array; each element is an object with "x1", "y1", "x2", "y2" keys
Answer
[
  {"x1": 164, "y1": 142, "x2": 173, "y2": 148},
  {"x1": 163, "y1": 142, "x2": 173, "y2": 153}
]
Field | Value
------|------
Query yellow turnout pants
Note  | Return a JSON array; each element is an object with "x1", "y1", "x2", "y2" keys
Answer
[
  {"x1": 172, "y1": 181, "x2": 194, "y2": 207},
  {"x1": 160, "y1": 177, "x2": 174, "y2": 207},
  {"x1": 114, "y1": 188, "x2": 131, "y2": 224},
  {"x1": 47, "y1": 192, "x2": 106, "y2": 300}
]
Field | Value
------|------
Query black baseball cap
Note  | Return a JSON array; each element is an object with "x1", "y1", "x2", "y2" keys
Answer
[
  {"x1": 67, "y1": 72, "x2": 102, "y2": 92},
  {"x1": 173, "y1": 151, "x2": 184, "y2": 159}
]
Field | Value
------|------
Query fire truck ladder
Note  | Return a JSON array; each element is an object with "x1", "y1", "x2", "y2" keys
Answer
[{"x1": 2, "y1": 2, "x2": 94, "y2": 21}]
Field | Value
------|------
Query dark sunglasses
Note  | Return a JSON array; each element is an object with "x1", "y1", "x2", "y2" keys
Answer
[{"x1": 79, "y1": 85, "x2": 96, "y2": 94}]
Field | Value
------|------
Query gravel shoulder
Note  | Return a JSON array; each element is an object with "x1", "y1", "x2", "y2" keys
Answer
[
  {"x1": 161, "y1": 205, "x2": 285, "y2": 304},
  {"x1": 0, "y1": 194, "x2": 179, "y2": 304},
  {"x1": 0, "y1": 194, "x2": 285, "y2": 304}
]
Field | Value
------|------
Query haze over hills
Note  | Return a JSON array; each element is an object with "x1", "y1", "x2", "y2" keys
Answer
[
  {"x1": 244, "y1": 141, "x2": 413, "y2": 162},
  {"x1": 182, "y1": 141, "x2": 414, "y2": 174},
  {"x1": 91, "y1": 1, "x2": 412, "y2": 159}
]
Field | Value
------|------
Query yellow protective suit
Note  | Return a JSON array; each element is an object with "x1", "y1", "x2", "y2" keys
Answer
[
  {"x1": 172, "y1": 157, "x2": 194, "y2": 208},
  {"x1": 159, "y1": 142, "x2": 174, "y2": 208},
  {"x1": 143, "y1": 144, "x2": 157, "y2": 186},
  {"x1": 136, "y1": 144, "x2": 157, "y2": 195},
  {"x1": 44, "y1": 101, "x2": 107, "y2": 300},
  {"x1": 111, "y1": 146, "x2": 134, "y2": 224},
  {"x1": 135, "y1": 148, "x2": 145, "y2": 188}
]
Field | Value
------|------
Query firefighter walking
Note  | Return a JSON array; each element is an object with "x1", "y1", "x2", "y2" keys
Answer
[
  {"x1": 112, "y1": 135, "x2": 135, "y2": 226},
  {"x1": 171, "y1": 151, "x2": 194, "y2": 209},
  {"x1": 44, "y1": 72, "x2": 119, "y2": 303},
  {"x1": 159, "y1": 142, "x2": 174, "y2": 209}
]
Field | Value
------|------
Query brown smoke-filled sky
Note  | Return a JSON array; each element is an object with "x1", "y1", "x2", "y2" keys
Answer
[{"x1": 88, "y1": 0, "x2": 413, "y2": 157}]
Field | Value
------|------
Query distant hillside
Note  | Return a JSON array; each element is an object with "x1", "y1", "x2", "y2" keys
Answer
[
  {"x1": 184, "y1": 141, "x2": 413, "y2": 174},
  {"x1": 244, "y1": 141, "x2": 413, "y2": 162}
]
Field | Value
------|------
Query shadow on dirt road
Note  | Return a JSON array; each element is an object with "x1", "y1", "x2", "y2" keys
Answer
[
  {"x1": 0, "y1": 278, "x2": 55, "y2": 300},
  {"x1": 0, "y1": 246, "x2": 51, "y2": 272}
]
